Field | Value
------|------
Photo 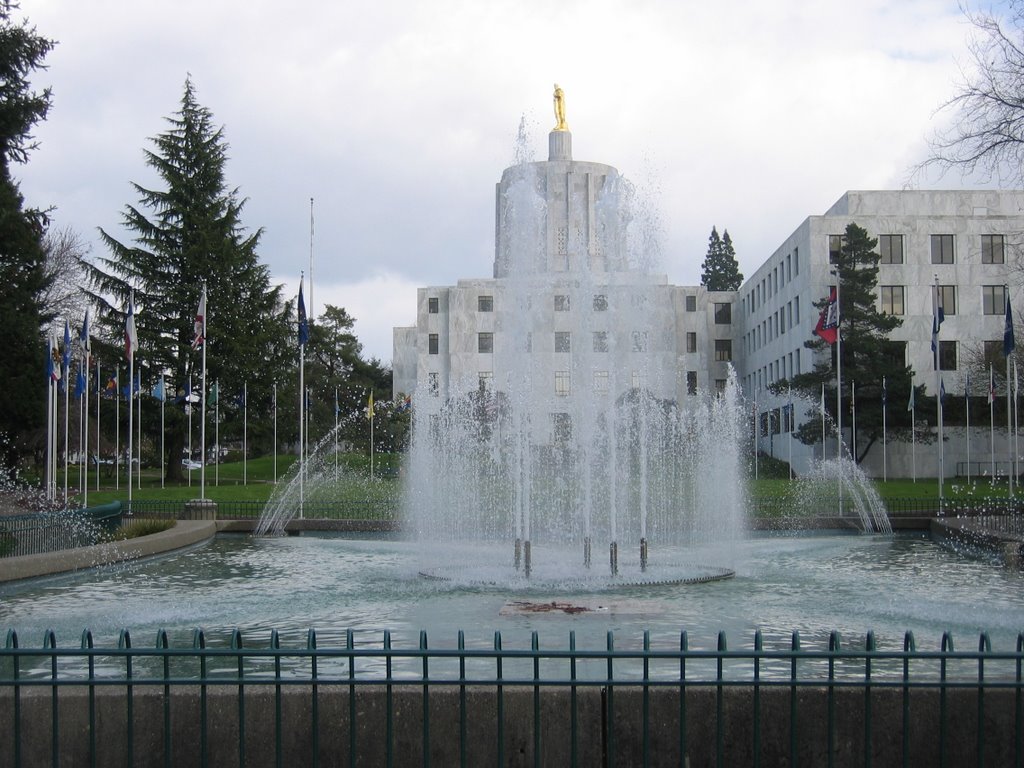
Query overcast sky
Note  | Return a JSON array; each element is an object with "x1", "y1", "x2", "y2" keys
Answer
[{"x1": 19, "y1": 0, "x2": 987, "y2": 363}]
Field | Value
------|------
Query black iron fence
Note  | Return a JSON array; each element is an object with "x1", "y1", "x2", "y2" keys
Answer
[{"x1": 0, "y1": 627, "x2": 1021, "y2": 766}]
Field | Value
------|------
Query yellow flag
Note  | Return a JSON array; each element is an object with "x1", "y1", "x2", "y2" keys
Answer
[{"x1": 366, "y1": 392, "x2": 374, "y2": 420}]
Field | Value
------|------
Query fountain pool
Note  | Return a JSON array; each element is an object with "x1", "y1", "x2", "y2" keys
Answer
[{"x1": 2, "y1": 530, "x2": 1021, "y2": 651}]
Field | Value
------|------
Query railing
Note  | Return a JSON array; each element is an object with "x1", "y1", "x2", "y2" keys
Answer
[
  {"x1": 0, "y1": 503, "x2": 122, "y2": 559},
  {"x1": 0, "y1": 628, "x2": 1021, "y2": 766},
  {"x1": 124, "y1": 499, "x2": 401, "y2": 521}
]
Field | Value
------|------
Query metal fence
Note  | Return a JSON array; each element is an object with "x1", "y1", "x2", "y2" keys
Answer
[
  {"x1": 124, "y1": 499, "x2": 400, "y2": 521},
  {"x1": 0, "y1": 503, "x2": 122, "y2": 559},
  {"x1": 0, "y1": 628, "x2": 1021, "y2": 767}
]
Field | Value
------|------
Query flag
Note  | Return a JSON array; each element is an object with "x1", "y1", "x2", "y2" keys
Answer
[
  {"x1": 79, "y1": 310, "x2": 90, "y2": 361},
  {"x1": 235, "y1": 387, "x2": 246, "y2": 408},
  {"x1": 940, "y1": 378, "x2": 946, "y2": 404},
  {"x1": 298, "y1": 278, "x2": 309, "y2": 347},
  {"x1": 124, "y1": 296, "x2": 138, "y2": 361},
  {"x1": 881, "y1": 377, "x2": 887, "y2": 406},
  {"x1": 813, "y1": 287, "x2": 839, "y2": 344},
  {"x1": 62, "y1": 320, "x2": 72, "y2": 377},
  {"x1": 209, "y1": 381, "x2": 218, "y2": 407},
  {"x1": 47, "y1": 333, "x2": 61, "y2": 383},
  {"x1": 334, "y1": 389, "x2": 340, "y2": 417},
  {"x1": 123, "y1": 373, "x2": 140, "y2": 401},
  {"x1": 396, "y1": 394, "x2": 412, "y2": 413},
  {"x1": 192, "y1": 286, "x2": 206, "y2": 350},
  {"x1": 988, "y1": 365, "x2": 996, "y2": 405},
  {"x1": 104, "y1": 376, "x2": 117, "y2": 399},
  {"x1": 907, "y1": 383, "x2": 915, "y2": 411},
  {"x1": 820, "y1": 383, "x2": 825, "y2": 415},
  {"x1": 366, "y1": 391, "x2": 374, "y2": 420},
  {"x1": 965, "y1": 372, "x2": 970, "y2": 399},
  {"x1": 152, "y1": 375, "x2": 165, "y2": 402},
  {"x1": 1005, "y1": 294, "x2": 1016, "y2": 357},
  {"x1": 74, "y1": 367, "x2": 86, "y2": 399},
  {"x1": 931, "y1": 284, "x2": 945, "y2": 357}
]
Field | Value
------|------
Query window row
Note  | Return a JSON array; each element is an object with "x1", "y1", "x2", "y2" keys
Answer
[
  {"x1": 746, "y1": 298, "x2": 801, "y2": 355},
  {"x1": 745, "y1": 247, "x2": 800, "y2": 315},
  {"x1": 426, "y1": 330, "x2": 720, "y2": 355},
  {"x1": 425, "y1": 293, "x2": 732, "y2": 322},
  {"x1": 748, "y1": 349, "x2": 803, "y2": 393},
  {"x1": 830, "y1": 233, "x2": 1006, "y2": 266},
  {"x1": 878, "y1": 284, "x2": 1010, "y2": 316}
]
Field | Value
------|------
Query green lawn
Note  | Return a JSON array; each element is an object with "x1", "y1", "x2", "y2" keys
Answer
[{"x1": 63, "y1": 452, "x2": 1018, "y2": 509}]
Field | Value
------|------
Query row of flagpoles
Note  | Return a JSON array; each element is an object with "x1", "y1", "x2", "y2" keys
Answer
[
  {"x1": 44, "y1": 276, "x2": 386, "y2": 508},
  {"x1": 806, "y1": 276, "x2": 1018, "y2": 496}
]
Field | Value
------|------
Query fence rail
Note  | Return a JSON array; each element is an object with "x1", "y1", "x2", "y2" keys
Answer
[{"x1": 0, "y1": 628, "x2": 1021, "y2": 767}]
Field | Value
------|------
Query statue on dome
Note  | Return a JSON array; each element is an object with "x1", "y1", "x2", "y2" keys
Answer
[{"x1": 553, "y1": 83, "x2": 568, "y2": 131}]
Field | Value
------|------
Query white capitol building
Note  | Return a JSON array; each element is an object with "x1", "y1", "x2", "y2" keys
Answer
[{"x1": 393, "y1": 103, "x2": 1024, "y2": 478}]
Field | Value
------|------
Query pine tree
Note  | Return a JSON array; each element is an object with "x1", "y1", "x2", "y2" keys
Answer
[
  {"x1": 0, "y1": 3, "x2": 55, "y2": 473},
  {"x1": 700, "y1": 226, "x2": 743, "y2": 291},
  {"x1": 787, "y1": 222, "x2": 915, "y2": 462},
  {"x1": 85, "y1": 78, "x2": 290, "y2": 481}
]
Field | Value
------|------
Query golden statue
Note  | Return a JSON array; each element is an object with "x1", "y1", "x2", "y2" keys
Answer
[{"x1": 553, "y1": 83, "x2": 568, "y2": 131}]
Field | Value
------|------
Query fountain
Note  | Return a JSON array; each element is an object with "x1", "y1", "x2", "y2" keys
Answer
[{"x1": 396, "y1": 111, "x2": 755, "y2": 586}]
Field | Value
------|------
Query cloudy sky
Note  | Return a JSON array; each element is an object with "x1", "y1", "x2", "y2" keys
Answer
[{"x1": 20, "y1": 0, "x2": 986, "y2": 362}]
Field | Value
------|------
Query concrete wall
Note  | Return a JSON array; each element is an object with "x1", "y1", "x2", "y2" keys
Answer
[{"x1": 0, "y1": 685, "x2": 1017, "y2": 767}]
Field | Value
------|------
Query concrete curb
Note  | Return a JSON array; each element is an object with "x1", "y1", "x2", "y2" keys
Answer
[
  {"x1": 931, "y1": 517, "x2": 1024, "y2": 567},
  {"x1": 0, "y1": 520, "x2": 217, "y2": 584}
]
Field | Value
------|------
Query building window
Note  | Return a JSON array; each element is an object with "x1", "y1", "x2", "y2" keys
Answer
[
  {"x1": 593, "y1": 371, "x2": 609, "y2": 395},
  {"x1": 428, "y1": 333, "x2": 439, "y2": 354},
  {"x1": 686, "y1": 332, "x2": 697, "y2": 353},
  {"x1": 593, "y1": 294, "x2": 608, "y2": 311},
  {"x1": 478, "y1": 295, "x2": 493, "y2": 312},
  {"x1": 714, "y1": 302, "x2": 732, "y2": 324},
  {"x1": 552, "y1": 412, "x2": 572, "y2": 444},
  {"x1": 555, "y1": 370, "x2": 571, "y2": 396},
  {"x1": 686, "y1": 371, "x2": 697, "y2": 395},
  {"x1": 555, "y1": 331, "x2": 571, "y2": 353},
  {"x1": 794, "y1": 297, "x2": 800, "y2": 325},
  {"x1": 715, "y1": 379, "x2": 727, "y2": 395},
  {"x1": 632, "y1": 331, "x2": 648, "y2": 353},
  {"x1": 554, "y1": 294, "x2": 570, "y2": 312},
  {"x1": 828, "y1": 234, "x2": 845, "y2": 264},
  {"x1": 881, "y1": 341, "x2": 906, "y2": 369},
  {"x1": 982, "y1": 234, "x2": 1005, "y2": 264},
  {"x1": 593, "y1": 331, "x2": 608, "y2": 353},
  {"x1": 985, "y1": 340, "x2": 1003, "y2": 360},
  {"x1": 938, "y1": 340, "x2": 957, "y2": 371},
  {"x1": 880, "y1": 286, "x2": 905, "y2": 315},
  {"x1": 931, "y1": 234, "x2": 955, "y2": 264},
  {"x1": 685, "y1": 294, "x2": 697, "y2": 312},
  {"x1": 793, "y1": 247, "x2": 799, "y2": 275},
  {"x1": 428, "y1": 297, "x2": 439, "y2": 314},
  {"x1": 714, "y1": 339, "x2": 732, "y2": 362},
  {"x1": 478, "y1": 371, "x2": 493, "y2": 391},
  {"x1": 879, "y1": 234, "x2": 904, "y2": 265},
  {"x1": 428, "y1": 372, "x2": 439, "y2": 396},
  {"x1": 983, "y1": 285, "x2": 1007, "y2": 315},
  {"x1": 478, "y1": 332, "x2": 493, "y2": 353},
  {"x1": 937, "y1": 285, "x2": 957, "y2": 315},
  {"x1": 631, "y1": 370, "x2": 642, "y2": 389}
]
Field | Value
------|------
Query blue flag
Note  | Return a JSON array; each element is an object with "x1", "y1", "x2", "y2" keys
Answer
[
  {"x1": 931, "y1": 285, "x2": 945, "y2": 357},
  {"x1": 298, "y1": 278, "x2": 309, "y2": 347},
  {"x1": 1004, "y1": 294, "x2": 1015, "y2": 357},
  {"x1": 62, "y1": 320, "x2": 72, "y2": 378},
  {"x1": 74, "y1": 367, "x2": 86, "y2": 399},
  {"x1": 152, "y1": 375, "x2": 165, "y2": 402}
]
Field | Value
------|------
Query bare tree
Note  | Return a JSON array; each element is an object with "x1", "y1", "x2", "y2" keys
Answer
[
  {"x1": 41, "y1": 225, "x2": 90, "y2": 324},
  {"x1": 916, "y1": 2, "x2": 1024, "y2": 184}
]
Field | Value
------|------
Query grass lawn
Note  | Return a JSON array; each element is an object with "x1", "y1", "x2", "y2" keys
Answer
[{"x1": 61, "y1": 451, "x2": 1018, "y2": 510}]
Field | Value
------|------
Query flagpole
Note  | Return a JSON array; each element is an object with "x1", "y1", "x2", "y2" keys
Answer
[
  {"x1": 1006, "y1": 287, "x2": 1015, "y2": 495},
  {"x1": 215, "y1": 380, "x2": 220, "y2": 487},
  {"x1": 298, "y1": 274, "x2": 307, "y2": 520},
  {"x1": 187, "y1": 373, "x2": 192, "y2": 488},
  {"x1": 95, "y1": 358, "x2": 100, "y2": 493},
  {"x1": 334, "y1": 386, "x2": 339, "y2": 483},
  {"x1": 882, "y1": 377, "x2": 887, "y2": 482},
  {"x1": 160, "y1": 374, "x2": 165, "y2": 489},
  {"x1": 910, "y1": 374, "x2": 916, "y2": 483},
  {"x1": 199, "y1": 282, "x2": 207, "y2": 500},
  {"x1": 126, "y1": 293, "x2": 136, "y2": 508},
  {"x1": 851, "y1": 379, "x2": 856, "y2": 464},
  {"x1": 81, "y1": 314, "x2": 90, "y2": 506},
  {"x1": 63, "y1": 321, "x2": 71, "y2": 505},
  {"x1": 309, "y1": 197, "x2": 315, "y2": 325},
  {"x1": 787, "y1": 387, "x2": 793, "y2": 480},
  {"x1": 272, "y1": 382, "x2": 278, "y2": 484},
  {"x1": 136, "y1": 372, "x2": 142, "y2": 490},
  {"x1": 753, "y1": 389, "x2": 758, "y2": 480},
  {"x1": 45, "y1": 334, "x2": 53, "y2": 501},
  {"x1": 115, "y1": 366, "x2": 120, "y2": 491},
  {"x1": 369, "y1": 392, "x2": 375, "y2": 480},
  {"x1": 990, "y1": 363, "x2": 996, "y2": 480},
  {"x1": 78, "y1": 365, "x2": 85, "y2": 501},
  {"x1": 835, "y1": 274, "x2": 842, "y2": 463},
  {"x1": 965, "y1": 373, "x2": 971, "y2": 485},
  {"x1": 820, "y1": 383, "x2": 826, "y2": 460},
  {"x1": 243, "y1": 381, "x2": 248, "y2": 486},
  {"x1": 932, "y1": 277, "x2": 944, "y2": 501},
  {"x1": 1014, "y1": 361, "x2": 1019, "y2": 491}
]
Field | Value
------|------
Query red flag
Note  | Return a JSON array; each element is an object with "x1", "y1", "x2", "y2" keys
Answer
[{"x1": 813, "y1": 287, "x2": 839, "y2": 345}]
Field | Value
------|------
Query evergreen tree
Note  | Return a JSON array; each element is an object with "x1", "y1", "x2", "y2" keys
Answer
[
  {"x1": 0, "y1": 3, "x2": 54, "y2": 473},
  {"x1": 85, "y1": 78, "x2": 290, "y2": 481},
  {"x1": 786, "y1": 222, "x2": 916, "y2": 462},
  {"x1": 700, "y1": 226, "x2": 743, "y2": 291}
]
